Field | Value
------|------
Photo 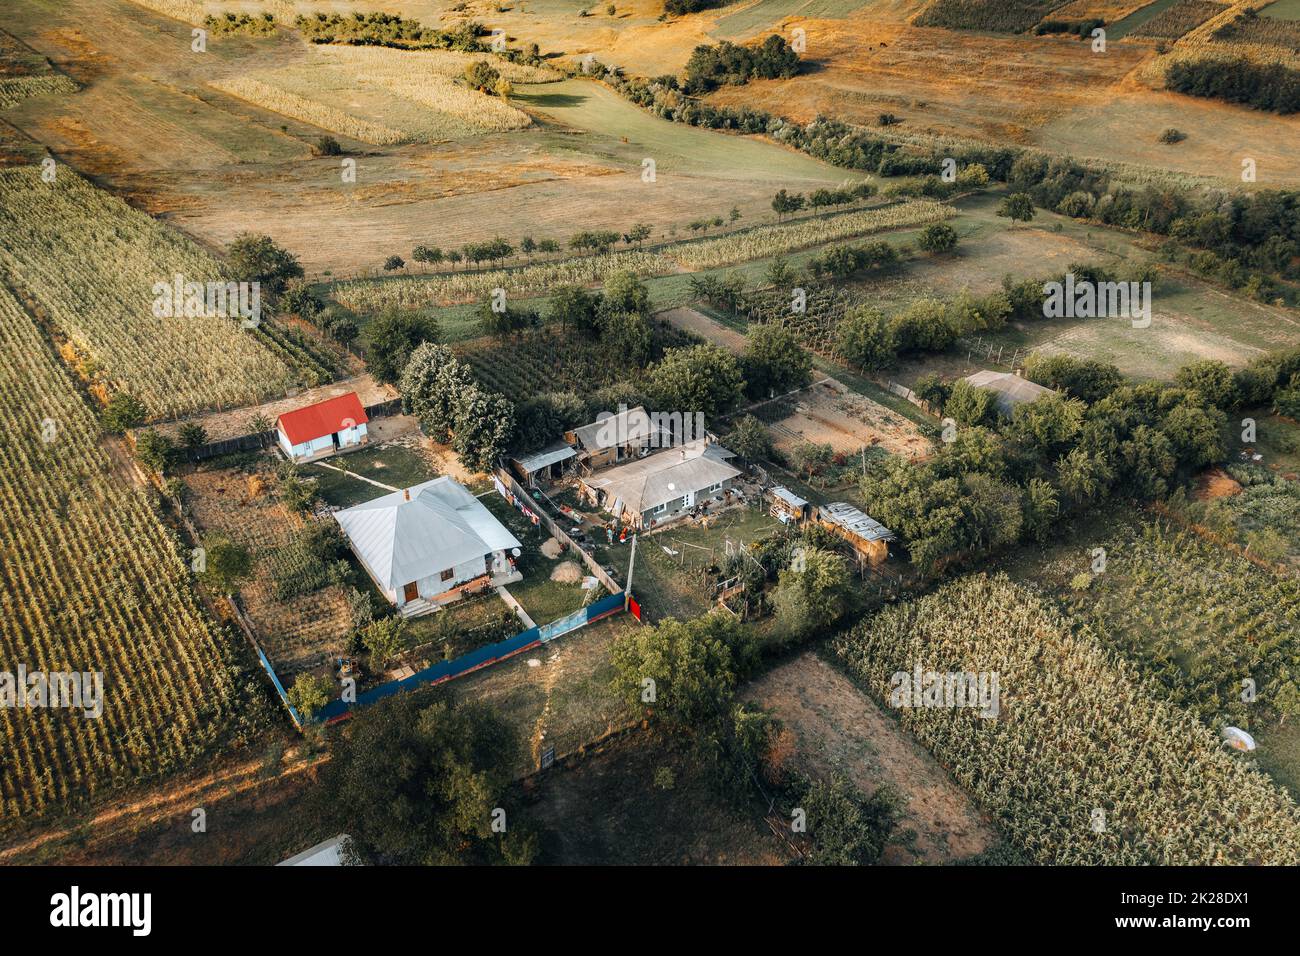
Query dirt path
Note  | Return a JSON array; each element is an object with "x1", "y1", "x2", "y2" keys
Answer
[
  {"x1": 0, "y1": 745, "x2": 324, "y2": 864},
  {"x1": 746, "y1": 651, "x2": 997, "y2": 864},
  {"x1": 658, "y1": 305, "x2": 748, "y2": 354}
]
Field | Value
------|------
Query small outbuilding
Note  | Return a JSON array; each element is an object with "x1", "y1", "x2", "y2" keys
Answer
[
  {"x1": 962, "y1": 370, "x2": 1054, "y2": 418},
  {"x1": 276, "y1": 392, "x2": 369, "y2": 462},
  {"x1": 510, "y1": 440, "x2": 577, "y2": 487},
  {"x1": 815, "y1": 501, "x2": 895, "y2": 566},
  {"x1": 768, "y1": 486, "x2": 811, "y2": 525}
]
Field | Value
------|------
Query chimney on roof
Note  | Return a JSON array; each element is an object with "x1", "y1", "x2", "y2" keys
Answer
[{"x1": 404, "y1": 488, "x2": 411, "y2": 501}]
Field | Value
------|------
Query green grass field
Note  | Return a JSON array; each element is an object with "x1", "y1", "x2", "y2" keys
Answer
[
  {"x1": 516, "y1": 78, "x2": 853, "y2": 184},
  {"x1": 306, "y1": 444, "x2": 441, "y2": 508},
  {"x1": 1263, "y1": 0, "x2": 1300, "y2": 19}
]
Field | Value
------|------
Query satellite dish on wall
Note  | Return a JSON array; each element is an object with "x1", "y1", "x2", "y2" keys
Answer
[
  {"x1": 511, "y1": 547, "x2": 521, "y2": 557},
  {"x1": 1222, "y1": 726, "x2": 1257, "y2": 752}
]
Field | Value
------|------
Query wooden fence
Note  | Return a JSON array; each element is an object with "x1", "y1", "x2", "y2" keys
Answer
[{"x1": 493, "y1": 467, "x2": 624, "y2": 595}]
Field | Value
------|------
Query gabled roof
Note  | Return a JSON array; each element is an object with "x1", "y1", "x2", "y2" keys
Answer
[
  {"x1": 334, "y1": 477, "x2": 521, "y2": 590},
  {"x1": 570, "y1": 405, "x2": 659, "y2": 451},
  {"x1": 277, "y1": 392, "x2": 368, "y2": 445},
  {"x1": 962, "y1": 371, "x2": 1054, "y2": 417},
  {"x1": 584, "y1": 440, "x2": 740, "y2": 514}
]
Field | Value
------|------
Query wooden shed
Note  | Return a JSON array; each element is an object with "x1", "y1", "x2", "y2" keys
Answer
[{"x1": 814, "y1": 501, "x2": 895, "y2": 566}]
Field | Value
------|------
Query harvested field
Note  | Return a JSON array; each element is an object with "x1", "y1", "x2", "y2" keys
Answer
[
  {"x1": 208, "y1": 45, "x2": 539, "y2": 145},
  {"x1": 1050, "y1": 0, "x2": 1160, "y2": 21},
  {"x1": 705, "y1": 20, "x2": 1148, "y2": 146},
  {"x1": 746, "y1": 651, "x2": 998, "y2": 864},
  {"x1": 766, "y1": 378, "x2": 933, "y2": 460},
  {"x1": 915, "y1": 0, "x2": 1073, "y2": 33}
]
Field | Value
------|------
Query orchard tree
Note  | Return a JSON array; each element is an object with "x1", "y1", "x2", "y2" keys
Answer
[
  {"x1": 647, "y1": 344, "x2": 744, "y2": 420},
  {"x1": 836, "y1": 306, "x2": 896, "y2": 371},
  {"x1": 997, "y1": 193, "x2": 1036, "y2": 224},
  {"x1": 742, "y1": 323, "x2": 812, "y2": 399},
  {"x1": 917, "y1": 222, "x2": 958, "y2": 254}
]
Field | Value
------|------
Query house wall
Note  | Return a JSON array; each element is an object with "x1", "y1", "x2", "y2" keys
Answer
[
  {"x1": 639, "y1": 476, "x2": 736, "y2": 528},
  {"x1": 570, "y1": 436, "x2": 651, "y2": 471},
  {"x1": 278, "y1": 426, "x2": 367, "y2": 462},
  {"x1": 410, "y1": 554, "x2": 490, "y2": 605}
]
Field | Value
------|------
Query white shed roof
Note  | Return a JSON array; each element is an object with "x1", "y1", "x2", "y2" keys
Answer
[
  {"x1": 334, "y1": 477, "x2": 521, "y2": 590},
  {"x1": 963, "y1": 370, "x2": 1054, "y2": 417},
  {"x1": 513, "y1": 441, "x2": 576, "y2": 474}
]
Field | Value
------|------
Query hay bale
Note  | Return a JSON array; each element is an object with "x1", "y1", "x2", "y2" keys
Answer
[
  {"x1": 549, "y1": 560, "x2": 583, "y2": 583},
  {"x1": 540, "y1": 536, "x2": 564, "y2": 559}
]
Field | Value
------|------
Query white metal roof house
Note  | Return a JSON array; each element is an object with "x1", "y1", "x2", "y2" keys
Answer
[
  {"x1": 580, "y1": 439, "x2": 741, "y2": 530},
  {"x1": 334, "y1": 477, "x2": 522, "y2": 616}
]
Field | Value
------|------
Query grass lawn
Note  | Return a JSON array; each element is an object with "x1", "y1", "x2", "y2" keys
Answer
[
  {"x1": 306, "y1": 444, "x2": 440, "y2": 508},
  {"x1": 515, "y1": 78, "x2": 851, "y2": 185},
  {"x1": 451, "y1": 614, "x2": 639, "y2": 777},
  {"x1": 478, "y1": 488, "x2": 594, "y2": 624},
  {"x1": 514, "y1": 730, "x2": 791, "y2": 864}
]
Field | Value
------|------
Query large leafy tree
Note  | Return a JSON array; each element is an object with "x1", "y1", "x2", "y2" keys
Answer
[
  {"x1": 226, "y1": 233, "x2": 303, "y2": 296},
  {"x1": 610, "y1": 614, "x2": 757, "y2": 730},
  {"x1": 322, "y1": 694, "x2": 534, "y2": 865},
  {"x1": 367, "y1": 310, "x2": 442, "y2": 385},
  {"x1": 742, "y1": 323, "x2": 812, "y2": 399},
  {"x1": 647, "y1": 344, "x2": 744, "y2": 420}
]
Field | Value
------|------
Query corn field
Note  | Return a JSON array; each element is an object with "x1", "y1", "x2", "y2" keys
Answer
[
  {"x1": 0, "y1": 74, "x2": 77, "y2": 111},
  {"x1": 664, "y1": 202, "x2": 953, "y2": 271},
  {"x1": 1045, "y1": 518, "x2": 1300, "y2": 730},
  {"x1": 0, "y1": 283, "x2": 257, "y2": 826},
  {"x1": 333, "y1": 249, "x2": 673, "y2": 310},
  {"x1": 0, "y1": 167, "x2": 294, "y2": 420},
  {"x1": 833, "y1": 573, "x2": 1300, "y2": 864}
]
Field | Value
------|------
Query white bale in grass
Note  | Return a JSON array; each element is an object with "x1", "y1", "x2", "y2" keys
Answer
[{"x1": 1222, "y1": 727, "x2": 1257, "y2": 752}]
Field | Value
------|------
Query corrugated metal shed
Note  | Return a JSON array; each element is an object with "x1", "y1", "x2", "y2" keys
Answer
[
  {"x1": 818, "y1": 501, "x2": 895, "y2": 542},
  {"x1": 512, "y1": 441, "x2": 576, "y2": 474}
]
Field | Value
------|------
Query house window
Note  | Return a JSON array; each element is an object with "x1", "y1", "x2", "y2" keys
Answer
[
  {"x1": 440, "y1": 568, "x2": 454, "y2": 582},
  {"x1": 652, "y1": 501, "x2": 668, "y2": 514},
  {"x1": 708, "y1": 482, "x2": 722, "y2": 492}
]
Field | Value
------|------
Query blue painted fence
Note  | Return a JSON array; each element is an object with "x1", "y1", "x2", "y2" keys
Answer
[{"x1": 315, "y1": 591, "x2": 628, "y2": 724}]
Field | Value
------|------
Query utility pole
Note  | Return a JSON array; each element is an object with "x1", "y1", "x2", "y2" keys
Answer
[{"x1": 624, "y1": 533, "x2": 638, "y2": 611}]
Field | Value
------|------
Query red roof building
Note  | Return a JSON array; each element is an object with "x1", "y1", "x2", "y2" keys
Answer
[{"x1": 276, "y1": 393, "x2": 370, "y2": 461}]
